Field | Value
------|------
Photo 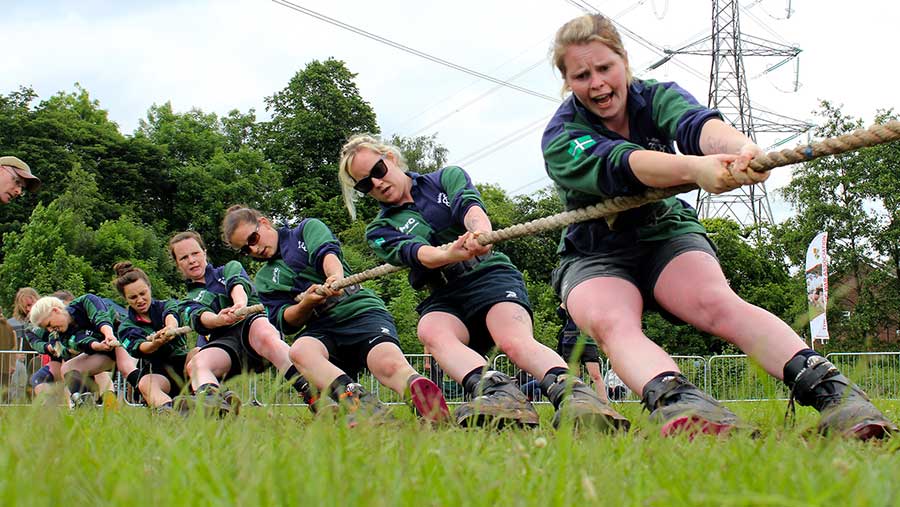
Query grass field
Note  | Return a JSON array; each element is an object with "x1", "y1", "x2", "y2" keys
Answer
[{"x1": 1, "y1": 400, "x2": 899, "y2": 506}]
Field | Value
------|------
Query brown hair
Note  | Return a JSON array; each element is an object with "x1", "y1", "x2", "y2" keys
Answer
[
  {"x1": 221, "y1": 205, "x2": 264, "y2": 249},
  {"x1": 168, "y1": 231, "x2": 206, "y2": 260},
  {"x1": 50, "y1": 290, "x2": 75, "y2": 303},
  {"x1": 113, "y1": 261, "x2": 151, "y2": 296},
  {"x1": 551, "y1": 14, "x2": 633, "y2": 93},
  {"x1": 12, "y1": 287, "x2": 39, "y2": 321}
]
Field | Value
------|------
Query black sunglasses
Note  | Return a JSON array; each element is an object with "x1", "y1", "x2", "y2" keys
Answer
[
  {"x1": 353, "y1": 156, "x2": 389, "y2": 193},
  {"x1": 239, "y1": 223, "x2": 261, "y2": 255}
]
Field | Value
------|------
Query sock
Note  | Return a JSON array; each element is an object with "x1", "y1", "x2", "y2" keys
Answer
[
  {"x1": 462, "y1": 366, "x2": 486, "y2": 395},
  {"x1": 539, "y1": 366, "x2": 570, "y2": 408},
  {"x1": 195, "y1": 382, "x2": 219, "y2": 395},
  {"x1": 125, "y1": 369, "x2": 141, "y2": 389},
  {"x1": 64, "y1": 371, "x2": 85, "y2": 394},
  {"x1": 782, "y1": 348, "x2": 821, "y2": 386},
  {"x1": 328, "y1": 374, "x2": 354, "y2": 402}
]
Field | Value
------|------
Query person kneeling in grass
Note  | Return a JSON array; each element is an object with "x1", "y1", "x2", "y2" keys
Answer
[
  {"x1": 221, "y1": 205, "x2": 449, "y2": 424},
  {"x1": 168, "y1": 230, "x2": 309, "y2": 416},
  {"x1": 114, "y1": 262, "x2": 190, "y2": 414},
  {"x1": 29, "y1": 292, "x2": 139, "y2": 408}
]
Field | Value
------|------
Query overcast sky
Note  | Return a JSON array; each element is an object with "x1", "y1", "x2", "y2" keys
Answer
[{"x1": 4, "y1": 0, "x2": 896, "y2": 223}]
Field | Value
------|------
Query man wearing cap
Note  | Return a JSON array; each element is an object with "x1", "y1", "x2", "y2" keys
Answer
[{"x1": 0, "y1": 156, "x2": 41, "y2": 204}]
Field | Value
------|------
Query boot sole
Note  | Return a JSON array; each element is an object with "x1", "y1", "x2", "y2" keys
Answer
[
  {"x1": 409, "y1": 377, "x2": 451, "y2": 424},
  {"x1": 661, "y1": 415, "x2": 735, "y2": 438},
  {"x1": 844, "y1": 421, "x2": 895, "y2": 441},
  {"x1": 456, "y1": 408, "x2": 540, "y2": 429},
  {"x1": 565, "y1": 412, "x2": 631, "y2": 432}
]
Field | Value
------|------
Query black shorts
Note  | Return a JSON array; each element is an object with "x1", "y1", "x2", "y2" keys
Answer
[
  {"x1": 202, "y1": 313, "x2": 269, "y2": 380},
  {"x1": 553, "y1": 232, "x2": 717, "y2": 323},
  {"x1": 418, "y1": 265, "x2": 532, "y2": 356},
  {"x1": 557, "y1": 342, "x2": 601, "y2": 365},
  {"x1": 139, "y1": 355, "x2": 188, "y2": 393},
  {"x1": 302, "y1": 309, "x2": 401, "y2": 380}
]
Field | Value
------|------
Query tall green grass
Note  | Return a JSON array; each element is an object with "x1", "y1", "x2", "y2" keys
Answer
[{"x1": 1, "y1": 401, "x2": 899, "y2": 506}]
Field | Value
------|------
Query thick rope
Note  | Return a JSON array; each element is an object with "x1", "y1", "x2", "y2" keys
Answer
[
  {"x1": 138, "y1": 305, "x2": 265, "y2": 339},
  {"x1": 319, "y1": 120, "x2": 900, "y2": 291}
]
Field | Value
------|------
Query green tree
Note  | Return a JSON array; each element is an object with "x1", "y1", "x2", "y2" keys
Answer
[
  {"x1": 777, "y1": 101, "x2": 897, "y2": 348},
  {"x1": 259, "y1": 59, "x2": 379, "y2": 231}
]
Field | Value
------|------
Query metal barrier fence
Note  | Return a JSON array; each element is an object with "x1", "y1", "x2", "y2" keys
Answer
[
  {"x1": 825, "y1": 352, "x2": 900, "y2": 400},
  {"x1": 0, "y1": 350, "x2": 38, "y2": 405},
  {"x1": 3, "y1": 350, "x2": 899, "y2": 406}
]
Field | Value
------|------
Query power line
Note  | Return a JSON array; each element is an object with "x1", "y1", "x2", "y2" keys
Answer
[
  {"x1": 410, "y1": 60, "x2": 548, "y2": 137},
  {"x1": 270, "y1": 0, "x2": 559, "y2": 103},
  {"x1": 566, "y1": 0, "x2": 709, "y2": 82},
  {"x1": 451, "y1": 114, "x2": 551, "y2": 167},
  {"x1": 394, "y1": 37, "x2": 554, "y2": 133},
  {"x1": 402, "y1": 0, "x2": 651, "y2": 137}
]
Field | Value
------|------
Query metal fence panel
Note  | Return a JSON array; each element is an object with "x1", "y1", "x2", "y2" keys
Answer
[
  {"x1": 826, "y1": 352, "x2": 900, "y2": 400},
  {"x1": 708, "y1": 354, "x2": 789, "y2": 402},
  {"x1": 0, "y1": 350, "x2": 38, "y2": 405}
]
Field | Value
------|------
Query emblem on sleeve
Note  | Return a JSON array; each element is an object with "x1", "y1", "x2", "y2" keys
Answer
[{"x1": 567, "y1": 135, "x2": 596, "y2": 161}]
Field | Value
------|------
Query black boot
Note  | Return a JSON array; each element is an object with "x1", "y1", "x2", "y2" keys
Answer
[
  {"x1": 784, "y1": 354, "x2": 897, "y2": 439},
  {"x1": 641, "y1": 372, "x2": 738, "y2": 437},
  {"x1": 542, "y1": 373, "x2": 630, "y2": 431},
  {"x1": 455, "y1": 371, "x2": 539, "y2": 428}
]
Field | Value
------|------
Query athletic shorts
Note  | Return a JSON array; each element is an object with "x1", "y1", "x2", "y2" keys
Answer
[
  {"x1": 557, "y1": 342, "x2": 601, "y2": 365},
  {"x1": 553, "y1": 232, "x2": 717, "y2": 323},
  {"x1": 139, "y1": 355, "x2": 188, "y2": 393},
  {"x1": 301, "y1": 309, "x2": 401, "y2": 380},
  {"x1": 418, "y1": 265, "x2": 533, "y2": 356},
  {"x1": 202, "y1": 313, "x2": 269, "y2": 380}
]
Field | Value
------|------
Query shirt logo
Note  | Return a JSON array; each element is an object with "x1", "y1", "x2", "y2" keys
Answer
[
  {"x1": 193, "y1": 290, "x2": 208, "y2": 302},
  {"x1": 437, "y1": 192, "x2": 450, "y2": 207},
  {"x1": 374, "y1": 237, "x2": 385, "y2": 247},
  {"x1": 398, "y1": 218, "x2": 419, "y2": 234},
  {"x1": 505, "y1": 290, "x2": 518, "y2": 299},
  {"x1": 272, "y1": 267, "x2": 280, "y2": 284},
  {"x1": 567, "y1": 135, "x2": 596, "y2": 161},
  {"x1": 380, "y1": 327, "x2": 390, "y2": 335},
  {"x1": 298, "y1": 240, "x2": 307, "y2": 252}
]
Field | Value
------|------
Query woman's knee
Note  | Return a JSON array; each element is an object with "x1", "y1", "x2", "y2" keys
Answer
[{"x1": 367, "y1": 344, "x2": 408, "y2": 378}]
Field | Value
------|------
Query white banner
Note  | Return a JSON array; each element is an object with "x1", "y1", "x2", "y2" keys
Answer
[{"x1": 805, "y1": 232, "x2": 829, "y2": 342}]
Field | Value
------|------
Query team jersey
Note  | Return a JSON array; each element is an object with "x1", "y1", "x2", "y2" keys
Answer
[
  {"x1": 57, "y1": 294, "x2": 126, "y2": 355},
  {"x1": 365, "y1": 166, "x2": 517, "y2": 288},
  {"x1": 118, "y1": 299, "x2": 188, "y2": 361},
  {"x1": 255, "y1": 219, "x2": 387, "y2": 336},
  {"x1": 541, "y1": 79, "x2": 718, "y2": 255},
  {"x1": 179, "y1": 262, "x2": 260, "y2": 336}
]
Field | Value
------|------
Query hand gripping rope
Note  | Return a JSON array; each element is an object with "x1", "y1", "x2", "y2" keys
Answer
[
  {"x1": 147, "y1": 304, "x2": 267, "y2": 338},
  {"x1": 316, "y1": 120, "x2": 900, "y2": 292}
]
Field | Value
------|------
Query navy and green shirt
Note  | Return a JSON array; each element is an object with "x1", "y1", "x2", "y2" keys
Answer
[
  {"x1": 366, "y1": 166, "x2": 517, "y2": 287},
  {"x1": 179, "y1": 262, "x2": 260, "y2": 337},
  {"x1": 57, "y1": 294, "x2": 127, "y2": 355},
  {"x1": 541, "y1": 79, "x2": 718, "y2": 255},
  {"x1": 255, "y1": 219, "x2": 388, "y2": 336},
  {"x1": 118, "y1": 299, "x2": 188, "y2": 361},
  {"x1": 24, "y1": 326, "x2": 76, "y2": 360}
]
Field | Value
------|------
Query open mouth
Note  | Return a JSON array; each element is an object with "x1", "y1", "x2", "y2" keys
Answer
[{"x1": 591, "y1": 93, "x2": 613, "y2": 107}]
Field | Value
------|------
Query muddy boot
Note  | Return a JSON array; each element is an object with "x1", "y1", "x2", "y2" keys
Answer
[
  {"x1": 195, "y1": 384, "x2": 240, "y2": 418},
  {"x1": 454, "y1": 371, "x2": 539, "y2": 428},
  {"x1": 784, "y1": 354, "x2": 897, "y2": 440},
  {"x1": 642, "y1": 372, "x2": 738, "y2": 438},
  {"x1": 543, "y1": 373, "x2": 630, "y2": 431},
  {"x1": 338, "y1": 383, "x2": 393, "y2": 427}
]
